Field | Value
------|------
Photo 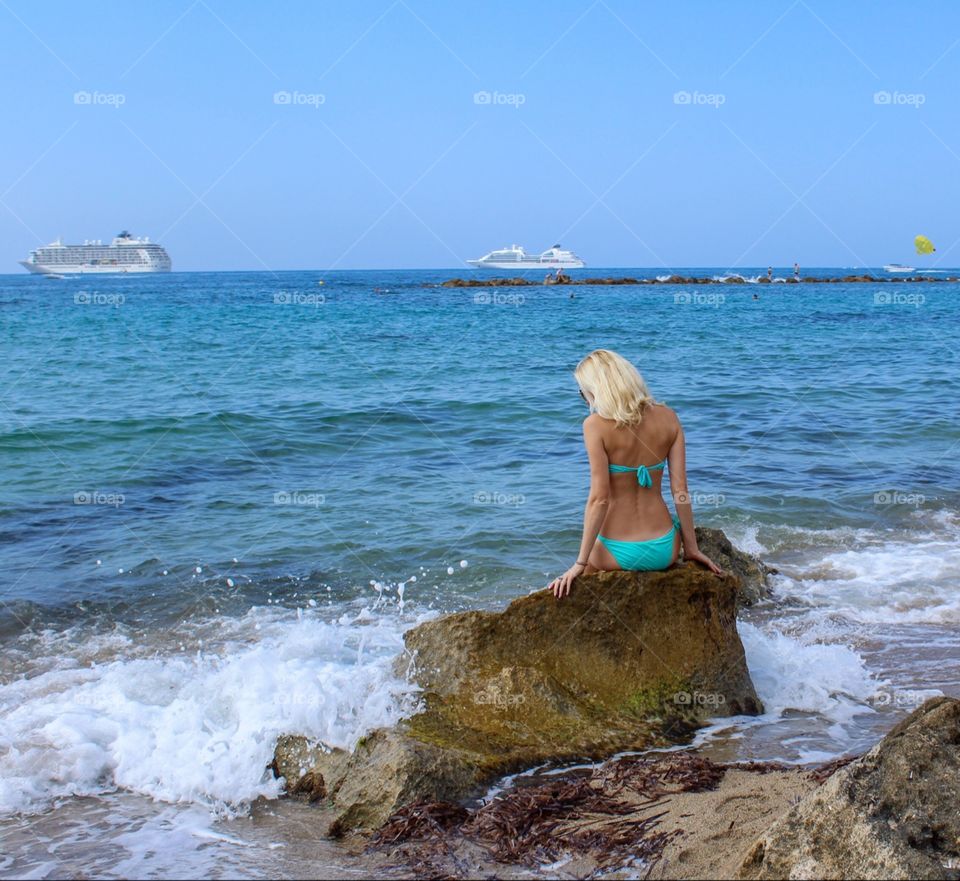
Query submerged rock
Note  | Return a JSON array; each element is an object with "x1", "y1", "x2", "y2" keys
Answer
[
  {"x1": 272, "y1": 734, "x2": 350, "y2": 802},
  {"x1": 440, "y1": 277, "x2": 534, "y2": 287},
  {"x1": 737, "y1": 696, "x2": 960, "y2": 880},
  {"x1": 274, "y1": 563, "x2": 761, "y2": 834}
]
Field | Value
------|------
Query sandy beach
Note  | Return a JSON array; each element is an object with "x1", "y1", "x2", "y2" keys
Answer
[{"x1": 366, "y1": 754, "x2": 825, "y2": 879}]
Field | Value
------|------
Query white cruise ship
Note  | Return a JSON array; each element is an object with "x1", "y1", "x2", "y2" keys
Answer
[
  {"x1": 467, "y1": 244, "x2": 585, "y2": 270},
  {"x1": 20, "y1": 231, "x2": 172, "y2": 275}
]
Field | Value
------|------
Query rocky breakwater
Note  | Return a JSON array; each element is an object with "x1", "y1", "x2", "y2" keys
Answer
[
  {"x1": 273, "y1": 535, "x2": 768, "y2": 835},
  {"x1": 441, "y1": 274, "x2": 959, "y2": 287}
]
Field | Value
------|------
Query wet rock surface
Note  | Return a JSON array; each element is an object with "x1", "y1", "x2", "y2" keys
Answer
[
  {"x1": 694, "y1": 525, "x2": 775, "y2": 607},
  {"x1": 274, "y1": 562, "x2": 761, "y2": 834},
  {"x1": 737, "y1": 696, "x2": 960, "y2": 881}
]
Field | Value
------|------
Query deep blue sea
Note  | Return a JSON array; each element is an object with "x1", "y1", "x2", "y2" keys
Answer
[{"x1": 2, "y1": 268, "x2": 959, "y2": 877}]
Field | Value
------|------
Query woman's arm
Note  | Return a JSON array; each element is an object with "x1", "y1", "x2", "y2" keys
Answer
[
  {"x1": 550, "y1": 416, "x2": 610, "y2": 597},
  {"x1": 667, "y1": 418, "x2": 723, "y2": 575}
]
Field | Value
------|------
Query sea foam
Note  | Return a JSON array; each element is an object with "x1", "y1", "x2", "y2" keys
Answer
[
  {"x1": 0, "y1": 605, "x2": 423, "y2": 817},
  {"x1": 770, "y1": 513, "x2": 960, "y2": 626}
]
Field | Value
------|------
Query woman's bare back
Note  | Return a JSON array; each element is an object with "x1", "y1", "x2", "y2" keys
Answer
[{"x1": 591, "y1": 403, "x2": 680, "y2": 541}]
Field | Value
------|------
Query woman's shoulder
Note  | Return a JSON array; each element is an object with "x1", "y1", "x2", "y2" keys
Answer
[
  {"x1": 582, "y1": 412, "x2": 607, "y2": 432},
  {"x1": 644, "y1": 402, "x2": 679, "y2": 425}
]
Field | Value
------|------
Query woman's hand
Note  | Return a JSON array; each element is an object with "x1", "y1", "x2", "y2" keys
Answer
[
  {"x1": 684, "y1": 548, "x2": 723, "y2": 575},
  {"x1": 550, "y1": 562, "x2": 586, "y2": 598}
]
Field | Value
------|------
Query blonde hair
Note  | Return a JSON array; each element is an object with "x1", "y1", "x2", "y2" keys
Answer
[{"x1": 574, "y1": 349, "x2": 656, "y2": 426}]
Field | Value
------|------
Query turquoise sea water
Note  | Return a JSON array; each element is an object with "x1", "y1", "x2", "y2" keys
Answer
[
  {"x1": 2, "y1": 268, "x2": 960, "y2": 877},
  {"x1": 3, "y1": 269, "x2": 958, "y2": 621}
]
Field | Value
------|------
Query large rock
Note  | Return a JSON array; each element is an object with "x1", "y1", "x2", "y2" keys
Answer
[
  {"x1": 273, "y1": 729, "x2": 480, "y2": 836},
  {"x1": 694, "y1": 526, "x2": 776, "y2": 607},
  {"x1": 737, "y1": 696, "x2": 960, "y2": 880},
  {"x1": 274, "y1": 564, "x2": 761, "y2": 834}
]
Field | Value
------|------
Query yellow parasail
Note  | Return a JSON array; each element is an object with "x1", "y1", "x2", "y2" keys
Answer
[{"x1": 915, "y1": 235, "x2": 936, "y2": 255}]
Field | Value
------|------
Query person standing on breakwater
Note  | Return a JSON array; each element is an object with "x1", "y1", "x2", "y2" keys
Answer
[
  {"x1": 767, "y1": 266, "x2": 774, "y2": 280},
  {"x1": 794, "y1": 262, "x2": 800, "y2": 280},
  {"x1": 550, "y1": 349, "x2": 721, "y2": 598}
]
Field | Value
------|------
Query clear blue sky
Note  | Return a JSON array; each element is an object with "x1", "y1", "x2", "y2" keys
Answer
[{"x1": 2, "y1": 1, "x2": 959, "y2": 271}]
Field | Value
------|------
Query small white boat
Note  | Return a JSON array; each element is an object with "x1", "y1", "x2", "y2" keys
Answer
[{"x1": 884, "y1": 263, "x2": 915, "y2": 273}]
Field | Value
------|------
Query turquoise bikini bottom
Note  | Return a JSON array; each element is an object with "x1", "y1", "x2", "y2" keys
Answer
[{"x1": 597, "y1": 517, "x2": 680, "y2": 571}]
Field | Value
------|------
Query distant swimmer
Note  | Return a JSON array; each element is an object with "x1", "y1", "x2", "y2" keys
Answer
[{"x1": 752, "y1": 293, "x2": 760, "y2": 300}]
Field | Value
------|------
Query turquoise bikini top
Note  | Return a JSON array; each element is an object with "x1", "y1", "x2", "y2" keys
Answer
[{"x1": 609, "y1": 459, "x2": 667, "y2": 488}]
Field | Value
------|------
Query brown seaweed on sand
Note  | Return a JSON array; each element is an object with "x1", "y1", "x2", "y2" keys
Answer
[
  {"x1": 808, "y1": 754, "x2": 860, "y2": 784},
  {"x1": 463, "y1": 776, "x2": 660, "y2": 865},
  {"x1": 372, "y1": 801, "x2": 473, "y2": 879},
  {"x1": 374, "y1": 800, "x2": 471, "y2": 846},
  {"x1": 595, "y1": 752, "x2": 728, "y2": 797},
  {"x1": 728, "y1": 760, "x2": 794, "y2": 775},
  {"x1": 371, "y1": 752, "x2": 744, "y2": 876}
]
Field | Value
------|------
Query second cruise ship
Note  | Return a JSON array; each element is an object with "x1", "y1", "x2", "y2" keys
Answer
[
  {"x1": 20, "y1": 231, "x2": 172, "y2": 275},
  {"x1": 467, "y1": 244, "x2": 585, "y2": 270}
]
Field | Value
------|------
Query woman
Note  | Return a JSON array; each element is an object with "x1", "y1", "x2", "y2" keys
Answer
[{"x1": 550, "y1": 349, "x2": 722, "y2": 598}]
